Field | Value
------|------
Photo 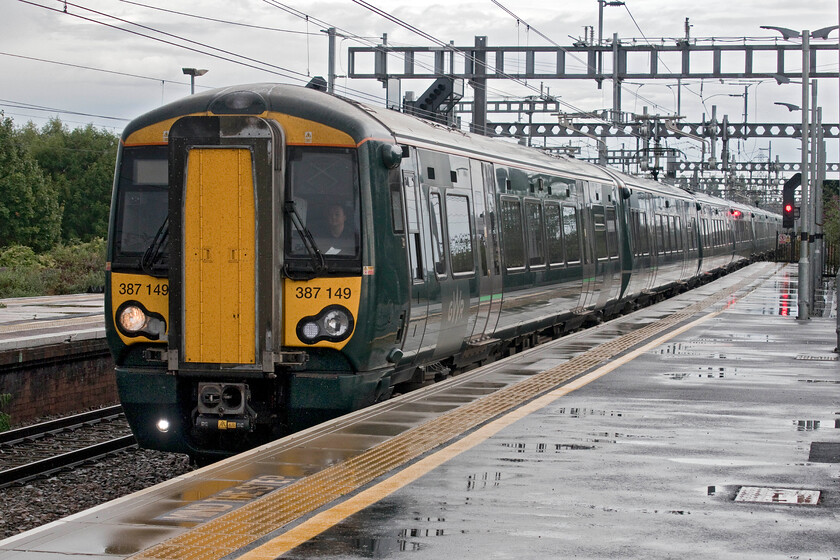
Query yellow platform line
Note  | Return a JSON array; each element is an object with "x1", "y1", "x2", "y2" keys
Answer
[{"x1": 131, "y1": 263, "x2": 777, "y2": 560}]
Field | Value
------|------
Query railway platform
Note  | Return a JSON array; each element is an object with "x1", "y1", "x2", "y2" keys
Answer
[
  {"x1": 1, "y1": 261, "x2": 838, "y2": 559},
  {"x1": 0, "y1": 294, "x2": 104, "y2": 352}
]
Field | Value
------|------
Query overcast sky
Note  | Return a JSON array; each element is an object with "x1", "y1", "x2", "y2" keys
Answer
[{"x1": 2, "y1": 0, "x2": 838, "y2": 168}]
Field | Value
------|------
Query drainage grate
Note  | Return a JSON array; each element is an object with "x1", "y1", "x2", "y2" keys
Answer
[
  {"x1": 809, "y1": 442, "x2": 840, "y2": 463},
  {"x1": 735, "y1": 486, "x2": 820, "y2": 505}
]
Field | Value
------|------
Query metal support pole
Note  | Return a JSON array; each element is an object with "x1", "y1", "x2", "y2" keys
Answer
[
  {"x1": 811, "y1": 86, "x2": 820, "y2": 305},
  {"x1": 470, "y1": 36, "x2": 489, "y2": 136},
  {"x1": 798, "y1": 31, "x2": 811, "y2": 320},
  {"x1": 327, "y1": 27, "x2": 336, "y2": 94}
]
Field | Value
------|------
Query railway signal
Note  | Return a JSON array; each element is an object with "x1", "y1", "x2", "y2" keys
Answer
[{"x1": 782, "y1": 173, "x2": 801, "y2": 229}]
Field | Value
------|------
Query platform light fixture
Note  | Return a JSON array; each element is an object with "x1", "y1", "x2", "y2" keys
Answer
[{"x1": 182, "y1": 68, "x2": 208, "y2": 94}]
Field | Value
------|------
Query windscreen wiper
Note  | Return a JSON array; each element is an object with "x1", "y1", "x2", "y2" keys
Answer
[
  {"x1": 283, "y1": 201, "x2": 326, "y2": 280},
  {"x1": 140, "y1": 216, "x2": 169, "y2": 277}
]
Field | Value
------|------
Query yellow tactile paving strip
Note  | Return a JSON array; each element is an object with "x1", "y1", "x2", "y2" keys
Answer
[{"x1": 131, "y1": 263, "x2": 778, "y2": 560}]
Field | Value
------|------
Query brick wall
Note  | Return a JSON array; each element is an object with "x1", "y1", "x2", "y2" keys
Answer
[{"x1": 0, "y1": 339, "x2": 116, "y2": 426}]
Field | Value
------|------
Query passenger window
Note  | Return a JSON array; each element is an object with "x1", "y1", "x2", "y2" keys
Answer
[
  {"x1": 525, "y1": 200, "x2": 545, "y2": 267},
  {"x1": 501, "y1": 198, "x2": 525, "y2": 269},
  {"x1": 592, "y1": 205, "x2": 608, "y2": 260},
  {"x1": 430, "y1": 192, "x2": 447, "y2": 276},
  {"x1": 545, "y1": 202, "x2": 564, "y2": 265},
  {"x1": 445, "y1": 194, "x2": 474, "y2": 275},
  {"x1": 606, "y1": 206, "x2": 618, "y2": 258},
  {"x1": 562, "y1": 205, "x2": 581, "y2": 263},
  {"x1": 389, "y1": 170, "x2": 404, "y2": 234}
]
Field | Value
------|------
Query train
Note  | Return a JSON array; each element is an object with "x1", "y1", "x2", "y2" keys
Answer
[{"x1": 105, "y1": 83, "x2": 781, "y2": 463}]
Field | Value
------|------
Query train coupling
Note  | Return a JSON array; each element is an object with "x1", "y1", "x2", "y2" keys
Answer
[{"x1": 194, "y1": 382, "x2": 255, "y2": 432}]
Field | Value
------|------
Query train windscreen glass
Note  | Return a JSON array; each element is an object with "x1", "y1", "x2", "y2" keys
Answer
[
  {"x1": 286, "y1": 147, "x2": 360, "y2": 267},
  {"x1": 113, "y1": 146, "x2": 168, "y2": 265}
]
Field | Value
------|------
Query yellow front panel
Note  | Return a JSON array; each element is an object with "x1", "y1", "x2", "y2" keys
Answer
[
  {"x1": 111, "y1": 272, "x2": 169, "y2": 345},
  {"x1": 184, "y1": 148, "x2": 256, "y2": 364},
  {"x1": 283, "y1": 277, "x2": 362, "y2": 350}
]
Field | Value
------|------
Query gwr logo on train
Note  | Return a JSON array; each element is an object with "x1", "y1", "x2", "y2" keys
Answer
[{"x1": 104, "y1": 83, "x2": 781, "y2": 464}]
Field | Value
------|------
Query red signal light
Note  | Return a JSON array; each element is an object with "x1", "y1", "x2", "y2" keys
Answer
[{"x1": 784, "y1": 203, "x2": 793, "y2": 213}]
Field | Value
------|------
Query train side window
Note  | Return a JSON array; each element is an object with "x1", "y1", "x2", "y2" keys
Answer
[
  {"x1": 561, "y1": 205, "x2": 581, "y2": 263},
  {"x1": 500, "y1": 197, "x2": 525, "y2": 270},
  {"x1": 430, "y1": 192, "x2": 447, "y2": 276},
  {"x1": 403, "y1": 171, "x2": 423, "y2": 281},
  {"x1": 545, "y1": 202, "x2": 564, "y2": 265},
  {"x1": 606, "y1": 206, "x2": 618, "y2": 258},
  {"x1": 655, "y1": 214, "x2": 666, "y2": 255},
  {"x1": 592, "y1": 205, "x2": 608, "y2": 260},
  {"x1": 636, "y1": 211, "x2": 650, "y2": 256},
  {"x1": 445, "y1": 193, "x2": 474, "y2": 275},
  {"x1": 524, "y1": 200, "x2": 545, "y2": 267},
  {"x1": 389, "y1": 170, "x2": 405, "y2": 234},
  {"x1": 670, "y1": 216, "x2": 680, "y2": 252}
]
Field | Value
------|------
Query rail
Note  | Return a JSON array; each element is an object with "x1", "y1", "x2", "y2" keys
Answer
[{"x1": 0, "y1": 405, "x2": 137, "y2": 488}]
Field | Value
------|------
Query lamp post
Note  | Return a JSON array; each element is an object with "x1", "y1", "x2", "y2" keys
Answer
[{"x1": 182, "y1": 68, "x2": 208, "y2": 95}]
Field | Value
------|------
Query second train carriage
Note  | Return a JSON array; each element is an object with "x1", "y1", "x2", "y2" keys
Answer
[{"x1": 106, "y1": 83, "x2": 780, "y2": 462}]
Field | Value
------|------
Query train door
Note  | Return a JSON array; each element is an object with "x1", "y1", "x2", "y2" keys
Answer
[
  {"x1": 468, "y1": 160, "x2": 503, "y2": 341},
  {"x1": 399, "y1": 167, "x2": 429, "y2": 363},
  {"x1": 167, "y1": 116, "x2": 278, "y2": 374},
  {"x1": 577, "y1": 182, "x2": 604, "y2": 311}
]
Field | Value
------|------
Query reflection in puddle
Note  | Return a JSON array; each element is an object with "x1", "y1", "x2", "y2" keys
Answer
[
  {"x1": 665, "y1": 366, "x2": 737, "y2": 380},
  {"x1": 793, "y1": 420, "x2": 821, "y2": 431},
  {"x1": 556, "y1": 407, "x2": 623, "y2": 418},
  {"x1": 467, "y1": 471, "x2": 501, "y2": 490}
]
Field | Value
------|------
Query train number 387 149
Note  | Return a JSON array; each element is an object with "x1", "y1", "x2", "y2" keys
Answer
[
  {"x1": 294, "y1": 286, "x2": 352, "y2": 299},
  {"x1": 118, "y1": 283, "x2": 169, "y2": 296}
]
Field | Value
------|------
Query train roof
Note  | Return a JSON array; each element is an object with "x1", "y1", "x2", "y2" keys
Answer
[{"x1": 121, "y1": 83, "x2": 776, "y2": 219}]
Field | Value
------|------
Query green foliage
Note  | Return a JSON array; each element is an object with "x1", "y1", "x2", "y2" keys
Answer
[
  {"x1": 21, "y1": 118, "x2": 118, "y2": 243},
  {"x1": 0, "y1": 394, "x2": 11, "y2": 433},
  {"x1": 0, "y1": 238, "x2": 105, "y2": 298},
  {"x1": 0, "y1": 116, "x2": 62, "y2": 251}
]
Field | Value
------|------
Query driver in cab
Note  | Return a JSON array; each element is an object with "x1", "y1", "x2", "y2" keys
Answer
[{"x1": 321, "y1": 203, "x2": 356, "y2": 255}]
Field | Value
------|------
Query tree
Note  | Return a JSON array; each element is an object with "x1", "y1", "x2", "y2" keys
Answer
[
  {"x1": 22, "y1": 118, "x2": 118, "y2": 242},
  {"x1": 0, "y1": 116, "x2": 61, "y2": 251}
]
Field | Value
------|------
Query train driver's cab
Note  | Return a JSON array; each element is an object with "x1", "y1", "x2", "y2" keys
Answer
[{"x1": 285, "y1": 146, "x2": 361, "y2": 274}]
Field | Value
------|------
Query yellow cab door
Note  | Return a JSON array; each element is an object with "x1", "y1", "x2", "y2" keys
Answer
[
  {"x1": 183, "y1": 147, "x2": 256, "y2": 364},
  {"x1": 167, "y1": 115, "x2": 278, "y2": 373}
]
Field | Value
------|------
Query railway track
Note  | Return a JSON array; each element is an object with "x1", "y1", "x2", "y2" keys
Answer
[{"x1": 0, "y1": 405, "x2": 137, "y2": 488}]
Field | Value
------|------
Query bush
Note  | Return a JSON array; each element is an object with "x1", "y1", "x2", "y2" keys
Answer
[{"x1": 0, "y1": 238, "x2": 105, "y2": 298}]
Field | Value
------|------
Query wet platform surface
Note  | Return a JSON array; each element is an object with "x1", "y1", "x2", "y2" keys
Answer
[
  {"x1": 2, "y1": 262, "x2": 839, "y2": 559},
  {"x1": 0, "y1": 294, "x2": 104, "y2": 352}
]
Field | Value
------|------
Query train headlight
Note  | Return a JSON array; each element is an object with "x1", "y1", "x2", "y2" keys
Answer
[
  {"x1": 115, "y1": 301, "x2": 166, "y2": 340},
  {"x1": 322, "y1": 309, "x2": 351, "y2": 338},
  {"x1": 119, "y1": 305, "x2": 148, "y2": 333},
  {"x1": 296, "y1": 305, "x2": 354, "y2": 344}
]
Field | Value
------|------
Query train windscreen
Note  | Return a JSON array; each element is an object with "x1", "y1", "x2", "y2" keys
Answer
[
  {"x1": 112, "y1": 146, "x2": 169, "y2": 269},
  {"x1": 285, "y1": 146, "x2": 361, "y2": 273}
]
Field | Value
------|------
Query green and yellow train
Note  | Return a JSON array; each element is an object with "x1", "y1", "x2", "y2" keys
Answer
[{"x1": 106, "y1": 83, "x2": 780, "y2": 463}]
